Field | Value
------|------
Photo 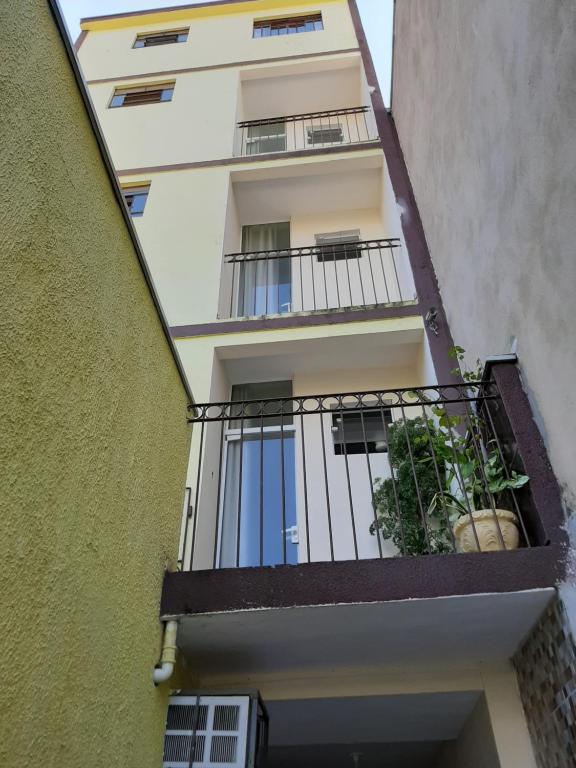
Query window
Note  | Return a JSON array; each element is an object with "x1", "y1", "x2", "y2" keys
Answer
[
  {"x1": 245, "y1": 122, "x2": 287, "y2": 155},
  {"x1": 332, "y1": 406, "x2": 393, "y2": 455},
  {"x1": 109, "y1": 82, "x2": 175, "y2": 108},
  {"x1": 253, "y1": 13, "x2": 323, "y2": 37},
  {"x1": 133, "y1": 28, "x2": 188, "y2": 47},
  {"x1": 122, "y1": 184, "x2": 150, "y2": 216},
  {"x1": 315, "y1": 230, "x2": 362, "y2": 262},
  {"x1": 307, "y1": 124, "x2": 344, "y2": 146},
  {"x1": 231, "y1": 381, "x2": 293, "y2": 427}
]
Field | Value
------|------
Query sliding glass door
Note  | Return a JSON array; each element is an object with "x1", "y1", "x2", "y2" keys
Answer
[{"x1": 237, "y1": 223, "x2": 292, "y2": 316}]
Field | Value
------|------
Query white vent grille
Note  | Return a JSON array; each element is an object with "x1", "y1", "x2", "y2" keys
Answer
[{"x1": 164, "y1": 696, "x2": 249, "y2": 768}]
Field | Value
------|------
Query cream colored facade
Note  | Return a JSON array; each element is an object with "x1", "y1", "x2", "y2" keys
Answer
[
  {"x1": 79, "y1": 0, "x2": 427, "y2": 471},
  {"x1": 78, "y1": 2, "x2": 541, "y2": 766}
]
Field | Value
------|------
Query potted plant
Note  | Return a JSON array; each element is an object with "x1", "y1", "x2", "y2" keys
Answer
[
  {"x1": 369, "y1": 416, "x2": 453, "y2": 556},
  {"x1": 426, "y1": 442, "x2": 529, "y2": 552},
  {"x1": 424, "y1": 346, "x2": 529, "y2": 552},
  {"x1": 370, "y1": 346, "x2": 529, "y2": 554}
]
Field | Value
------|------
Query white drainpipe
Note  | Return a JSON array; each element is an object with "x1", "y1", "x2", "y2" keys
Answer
[{"x1": 153, "y1": 620, "x2": 178, "y2": 685}]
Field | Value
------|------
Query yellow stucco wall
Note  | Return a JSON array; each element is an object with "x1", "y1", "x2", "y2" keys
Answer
[{"x1": 0, "y1": 2, "x2": 191, "y2": 766}]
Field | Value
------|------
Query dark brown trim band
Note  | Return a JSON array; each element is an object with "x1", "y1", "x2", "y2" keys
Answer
[
  {"x1": 171, "y1": 304, "x2": 420, "y2": 338},
  {"x1": 161, "y1": 546, "x2": 563, "y2": 617},
  {"x1": 348, "y1": 0, "x2": 458, "y2": 384},
  {"x1": 487, "y1": 359, "x2": 567, "y2": 548},
  {"x1": 85, "y1": 48, "x2": 361, "y2": 85},
  {"x1": 117, "y1": 141, "x2": 381, "y2": 176},
  {"x1": 74, "y1": 29, "x2": 88, "y2": 52}
]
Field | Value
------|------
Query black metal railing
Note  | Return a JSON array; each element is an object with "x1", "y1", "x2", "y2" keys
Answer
[
  {"x1": 235, "y1": 106, "x2": 379, "y2": 156},
  {"x1": 219, "y1": 238, "x2": 413, "y2": 319},
  {"x1": 180, "y1": 382, "x2": 540, "y2": 571}
]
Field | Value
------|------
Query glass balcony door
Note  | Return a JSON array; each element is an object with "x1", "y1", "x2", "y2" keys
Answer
[
  {"x1": 219, "y1": 429, "x2": 297, "y2": 568},
  {"x1": 237, "y1": 223, "x2": 292, "y2": 316},
  {"x1": 218, "y1": 381, "x2": 297, "y2": 568}
]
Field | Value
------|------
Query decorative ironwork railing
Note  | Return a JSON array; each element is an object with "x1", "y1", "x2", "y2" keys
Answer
[
  {"x1": 179, "y1": 382, "x2": 538, "y2": 571},
  {"x1": 235, "y1": 106, "x2": 379, "y2": 156},
  {"x1": 219, "y1": 238, "x2": 414, "y2": 319}
]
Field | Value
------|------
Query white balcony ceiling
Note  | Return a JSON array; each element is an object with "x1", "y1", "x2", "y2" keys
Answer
[
  {"x1": 267, "y1": 693, "x2": 479, "y2": 745},
  {"x1": 241, "y1": 64, "x2": 362, "y2": 120},
  {"x1": 217, "y1": 331, "x2": 422, "y2": 384},
  {"x1": 174, "y1": 589, "x2": 553, "y2": 676},
  {"x1": 265, "y1": 692, "x2": 482, "y2": 768},
  {"x1": 266, "y1": 691, "x2": 479, "y2": 746},
  {"x1": 233, "y1": 168, "x2": 381, "y2": 222},
  {"x1": 267, "y1": 741, "x2": 446, "y2": 768}
]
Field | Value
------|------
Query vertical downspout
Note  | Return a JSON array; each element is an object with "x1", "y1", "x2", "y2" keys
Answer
[{"x1": 153, "y1": 620, "x2": 178, "y2": 685}]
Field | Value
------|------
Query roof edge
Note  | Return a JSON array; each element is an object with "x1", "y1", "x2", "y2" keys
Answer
[{"x1": 80, "y1": 0, "x2": 342, "y2": 30}]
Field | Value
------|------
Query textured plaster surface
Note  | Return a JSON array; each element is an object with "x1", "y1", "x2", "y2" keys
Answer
[
  {"x1": 0, "y1": 2, "x2": 191, "y2": 766},
  {"x1": 392, "y1": 0, "x2": 576, "y2": 636},
  {"x1": 392, "y1": 0, "x2": 576, "y2": 507}
]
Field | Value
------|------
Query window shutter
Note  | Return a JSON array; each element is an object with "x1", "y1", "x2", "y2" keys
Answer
[
  {"x1": 164, "y1": 696, "x2": 250, "y2": 768},
  {"x1": 315, "y1": 230, "x2": 362, "y2": 262},
  {"x1": 307, "y1": 125, "x2": 344, "y2": 146}
]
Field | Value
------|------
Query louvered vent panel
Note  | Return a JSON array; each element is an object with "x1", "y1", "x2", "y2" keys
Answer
[
  {"x1": 213, "y1": 705, "x2": 240, "y2": 731},
  {"x1": 210, "y1": 735, "x2": 238, "y2": 763},
  {"x1": 163, "y1": 696, "x2": 249, "y2": 768},
  {"x1": 164, "y1": 735, "x2": 205, "y2": 764},
  {"x1": 167, "y1": 705, "x2": 209, "y2": 731}
]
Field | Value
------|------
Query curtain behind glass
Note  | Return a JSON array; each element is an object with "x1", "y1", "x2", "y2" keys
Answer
[{"x1": 238, "y1": 223, "x2": 291, "y2": 316}]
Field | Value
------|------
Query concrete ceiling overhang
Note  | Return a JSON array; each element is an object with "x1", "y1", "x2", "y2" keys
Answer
[
  {"x1": 266, "y1": 692, "x2": 480, "y2": 745},
  {"x1": 173, "y1": 589, "x2": 554, "y2": 676},
  {"x1": 231, "y1": 151, "x2": 382, "y2": 182},
  {"x1": 215, "y1": 325, "x2": 422, "y2": 382},
  {"x1": 267, "y1": 741, "x2": 446, "y2": 768}
]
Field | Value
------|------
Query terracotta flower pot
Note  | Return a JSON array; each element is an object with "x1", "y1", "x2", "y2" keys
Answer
[{"x1": 453, "y1": 509, "x2": 519, "y2": 553}]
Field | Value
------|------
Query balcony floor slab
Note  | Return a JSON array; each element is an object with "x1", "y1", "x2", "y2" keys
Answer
[
  {"x1": 162, "y1": 547, "x2": 563, "y2": 675},
  {"x1": 169, "y1": 587, "x2": 554, "y2": 676}
]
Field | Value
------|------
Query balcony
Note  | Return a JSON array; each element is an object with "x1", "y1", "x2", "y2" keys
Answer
[
  {"x1": 219, "y1": 238, "x2": 414, "y2": 320},
  {"x1": 164, "y1": 360, "x2": 564, "y2": 679},
  {"x1": 234, "y1": 106, "x2": 379, "y2": 158},
  {"x1": 178, "y1": 367, "x2": 560, "y2": 574}
]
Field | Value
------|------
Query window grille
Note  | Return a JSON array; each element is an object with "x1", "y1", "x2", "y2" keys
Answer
[{"x1": 253, "y1": 13, "x2": 323, "y2": 38}]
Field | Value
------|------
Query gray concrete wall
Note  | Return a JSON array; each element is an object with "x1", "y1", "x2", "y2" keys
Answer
[{"x1": 392, "y1": 0, "x2": 576, "y2": 609}]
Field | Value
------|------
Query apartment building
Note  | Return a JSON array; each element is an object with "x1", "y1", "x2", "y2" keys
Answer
[{"x1": 77, "y1": 1, "x2": 568, "y2": 766}]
